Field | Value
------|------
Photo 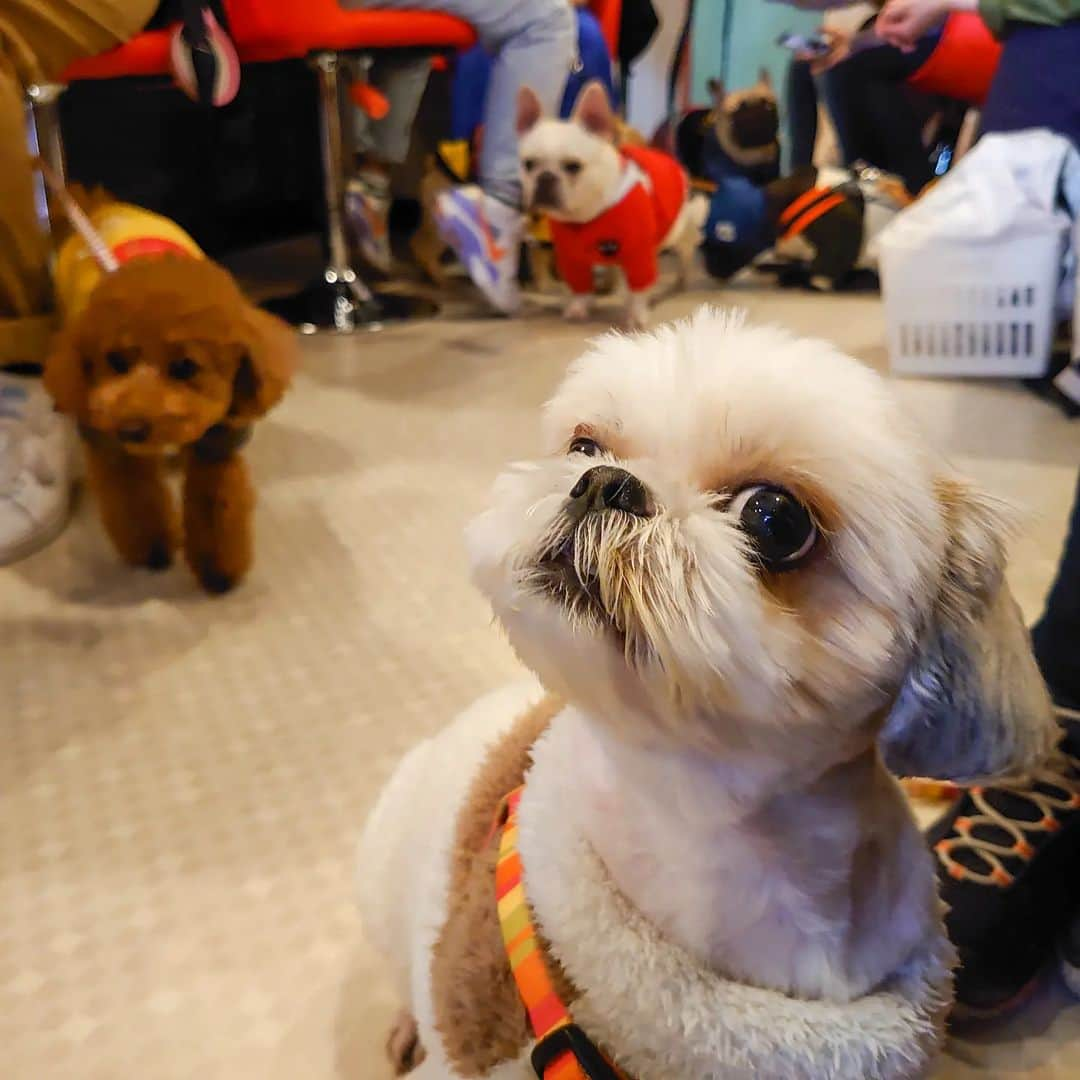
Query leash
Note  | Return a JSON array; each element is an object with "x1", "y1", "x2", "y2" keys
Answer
[
  {"x1": 495, "y1": 787, "x2": 627, "y2": 1080},
  {"x1": 36, "y1": 160, "x2": 118, "y2": 273}
]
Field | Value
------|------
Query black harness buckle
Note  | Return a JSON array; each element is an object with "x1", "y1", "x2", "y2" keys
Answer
[{"x1": 530, "y1": 1023, "x2": 621, "y2": 1079}]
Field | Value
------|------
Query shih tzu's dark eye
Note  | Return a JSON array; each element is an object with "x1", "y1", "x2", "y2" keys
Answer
[
  {"x1": 106, "y1": 351, "x2": 131, "y2": 374},
  {"x1": 522, "y1": 157, "x2": 538, "y2": 173},
  {"x1": 168, "y1": 357, "x2": 199, "y2": 381},
  {"x1": 568, "y1": 435, "x2": 602, "y2": 457},
  {"x1": 729, "y1": 484, "x2": 817, "y2": 571},
  {"x1": 562, "y1": 159, "x2": 583, "y2": 176}
]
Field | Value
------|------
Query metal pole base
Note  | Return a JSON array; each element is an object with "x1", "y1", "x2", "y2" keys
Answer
[{"x1": 263, "y1": 273, "x2": 438, "y2": 334}]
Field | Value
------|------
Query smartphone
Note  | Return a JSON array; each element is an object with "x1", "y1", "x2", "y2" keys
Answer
[{"x1": 776, "y1": 31, "x2": 831, "y2": 56}]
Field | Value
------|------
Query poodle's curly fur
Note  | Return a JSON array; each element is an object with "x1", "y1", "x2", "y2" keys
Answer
[{"x1": 45, "y1": 254, "x2": 295, "y2": 594}]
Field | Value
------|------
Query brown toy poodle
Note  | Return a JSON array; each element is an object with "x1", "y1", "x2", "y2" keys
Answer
[{"x1": 44, "y1": 256, "x2": 295, "y2": 594}]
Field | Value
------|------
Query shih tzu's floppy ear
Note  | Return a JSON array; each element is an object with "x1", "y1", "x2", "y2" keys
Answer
[
  {"x1": 42, "y1": 325, "x2": 90, "y2": 420},
  {"x1": 880, "y1": 478, "x2": 1057, "y2": 782},
  {"x1": 229, "y1": 305, "x2": 296, "y2": 421}
]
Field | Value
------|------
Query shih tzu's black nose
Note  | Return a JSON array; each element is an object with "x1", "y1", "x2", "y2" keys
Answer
[
  {"x1": 533, "y1": 171, "x2": 560, "y2": 208},
  {"x1": 569, "y1": 466, "x2": 655, "y2": 519}
]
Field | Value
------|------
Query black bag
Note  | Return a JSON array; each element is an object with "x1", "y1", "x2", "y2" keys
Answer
[
  {"x1": 618, "y1": 0, "x2": 660, "y2": 71},
  {"x1": 146, "y1": 1, "x2": 227, "y2": 30}
]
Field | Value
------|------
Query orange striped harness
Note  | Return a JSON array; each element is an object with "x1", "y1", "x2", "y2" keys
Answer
[
  {"x1": 495, "y1": 787, "x2": 628, "y2": 1080},
  {"x1": 777, "y1": 186, "x2": 846, "y2": 241}
]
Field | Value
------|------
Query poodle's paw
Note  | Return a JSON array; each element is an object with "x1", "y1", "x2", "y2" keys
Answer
[
  {"x1": 625, "y1": 293, "x2": 650, "y2": 332},
  {"x1": 145, "y1": 539, "x2": 174, "y2": 572},
  {"x1": 563, "y1": 295, "x2": 590, "y2": 322},
  {"x1": 386, "y1": 1010, "x2": 426, "y2": 1076},
  {"x1": 116, "y1": 535, "x2": 174, "y2": 571},
  {"x1": 193, "y1": 561, "x2": 241, "y2": 595}
]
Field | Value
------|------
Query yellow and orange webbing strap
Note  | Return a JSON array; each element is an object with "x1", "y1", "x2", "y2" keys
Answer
[{"x1": 495, "y1": 787, "x2": 627, "y2": 1080}]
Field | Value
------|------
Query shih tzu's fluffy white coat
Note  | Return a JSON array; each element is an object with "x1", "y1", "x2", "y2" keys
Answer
[{"x1": 358, "y1": 309, "x2": 1055, "y2": 1079}]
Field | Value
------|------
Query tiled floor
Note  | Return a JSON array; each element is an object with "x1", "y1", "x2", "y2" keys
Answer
[{"x1": 2, "y1": 276, "x2": 1078, "y2": 1079}]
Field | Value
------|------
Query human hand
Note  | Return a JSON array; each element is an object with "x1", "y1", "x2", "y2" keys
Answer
[{"x1": 877, "y1": 0, "x2": 953, "y2": 51}]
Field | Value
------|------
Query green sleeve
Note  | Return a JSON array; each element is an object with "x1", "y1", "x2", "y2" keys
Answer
[{"x1": 978, "y1": 0, "x2": 1080, "y2": 36}]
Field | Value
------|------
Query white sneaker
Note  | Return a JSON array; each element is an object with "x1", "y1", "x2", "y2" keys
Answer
[
  {"x1": 434, "y1": 186, "x2": 523, "y2": 314},
  {"x1": 0, "y1": 373, "x2": 72, "y2": 565},
  {"x1": 344, "y1": 170, "x2": 393, "y2": 275}
]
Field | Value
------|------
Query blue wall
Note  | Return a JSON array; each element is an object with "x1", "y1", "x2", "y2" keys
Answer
[{"x1": 690, "y1": 0, "x2": 817, "y2": 101}]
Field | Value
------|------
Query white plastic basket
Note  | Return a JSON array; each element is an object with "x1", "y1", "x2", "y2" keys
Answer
[{"x1": 882, "y1": 227, "x2": 1066, "y2": 378}]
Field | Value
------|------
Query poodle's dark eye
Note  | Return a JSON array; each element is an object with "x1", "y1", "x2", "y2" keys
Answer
[
  {"x1": 106, "y1": 351, "x2": 130, "y2": 374},
  {"x1": 562, "y1": 159, "x2": 583, "y2": 176},
  {"x1": 568, "y1": 435, "x2": 602, "y2": 457},
  {"x1": 522, "y1": 157, "x2": 538, "y2": 173},
  {"x1": 168, "y1": 357, "x2": 199, "y2": 381},
  {"x1": 729, "y1": 485, "x2": 817, "y2": 571}
]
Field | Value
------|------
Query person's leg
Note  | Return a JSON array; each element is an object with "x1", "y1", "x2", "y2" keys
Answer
[
  {"x1": 784, "y1": 59, "x2": 818, "y2": 171},
  {"x1": 450, "y1": 43, "x2": 494, "y2": 144},
  {"x1": 347, "y1": 54, "x2": 434, "y2": 274},
  {"x1": 0, "y1": 0, "x2": 156, "y2": 564},
  {"x1": 826, "y1": 35, "x2": 939, "y2": 192},
  {"x1": 434, "y1": 0, "x2": 574, "y2": 312},
  {"x1": 1032, "y1": 473, "x2": 1080, "y2": 712},
  {"x1": 559, "y1": 8, "x2": 615, "y2": 120},
  {"x1": 930, "y1": 24, "x2": 1080, "y2": 1021},
  {"x1": 353, "y1": 0, "x2": 574, "y2": 308},
  {"x1": 466, "y1": 0, "x2": 574, "y2": 206},
  {"x1": 358, "y1": 0, "x2": 573, "y2": 204},
  {"x1": 932, "y1": 476, "x2": 1080, "y2": 1018}
]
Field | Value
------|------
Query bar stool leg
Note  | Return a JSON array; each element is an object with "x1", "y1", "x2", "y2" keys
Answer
[
  {"x1": 24, "y1": 83, "x2": 67, "y2": 241},
  {"x1": 263, "y1": 50, "x2": 438, "y2": 333}
]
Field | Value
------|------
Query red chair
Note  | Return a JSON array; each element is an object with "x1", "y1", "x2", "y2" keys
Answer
[
  {"x1": 225, "y1": 1, "x2": 474, "y2": 329},
  {"x1": 37, "y1": 4, "x2": 476, "y2": 332},
  {"x1": 908, "y1": 13, "x2": 1002, "y2": 107},
  {"x1": 589, "y1": 0, "x2": 622, "y2": 61}
]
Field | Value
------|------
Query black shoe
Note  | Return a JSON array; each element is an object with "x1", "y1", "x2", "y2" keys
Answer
[{"x1": 930, "y1": 717, "x2": 1080, "y2": 1022}]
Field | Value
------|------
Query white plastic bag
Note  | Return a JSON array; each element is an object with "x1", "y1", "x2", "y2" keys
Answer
[{"x1": 881, "y1": 128, "x2": 1080, "y2": 318}]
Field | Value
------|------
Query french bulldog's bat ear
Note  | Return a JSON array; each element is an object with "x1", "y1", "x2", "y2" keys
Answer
[
  {"x1": 880, "y1": 478, "x2": 1057, "y2": 783},
  {"x1": 758, "y1": 67, "x2": 773, "y2": 90},
  {"x1": 707, "y1": 77, "x2": 726, "y2": 106},
  {"x1": 516, "y1": 86, "x2": 544, "y2": 135},
  {"x1": 571, "y1": 80, "x2": 615, "y2": 139}
]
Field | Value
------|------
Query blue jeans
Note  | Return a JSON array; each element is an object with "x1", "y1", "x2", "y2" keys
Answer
[
  {"x1": 981, "y1": 21, "x2": 1080, "y2": 145},
  {"x1": 450, "y1": 7, "x2": 614, "y2": 143},
  {"x1": 352, "y1": 0, "x2": 575, "y2": 207}
]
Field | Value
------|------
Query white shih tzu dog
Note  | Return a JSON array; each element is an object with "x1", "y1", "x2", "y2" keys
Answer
[{"x1": 358, "y1": 309, "x2": 1055, "y2": 1080}]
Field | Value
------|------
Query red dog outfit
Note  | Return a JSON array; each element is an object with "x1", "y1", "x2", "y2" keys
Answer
[{"x1": 549, "y1": 146, "x2": 690, "y2": 294}]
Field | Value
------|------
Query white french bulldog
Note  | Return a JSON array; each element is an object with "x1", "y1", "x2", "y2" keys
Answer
[{"x1": 517, "y1": 81, "x2": 705, "y2": 331}]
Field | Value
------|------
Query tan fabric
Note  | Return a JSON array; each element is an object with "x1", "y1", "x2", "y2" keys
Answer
[
  {"x1": 0, "y1": 0, "x2": 156, "y2": 364},
  {"x1": 430, "y1": 695, "x2": 575, "y2": 1078}
]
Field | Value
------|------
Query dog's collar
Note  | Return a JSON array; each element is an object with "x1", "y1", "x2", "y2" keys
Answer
[{"x1": 496, "y1": 786, "x2": 629, "y2": 1080}]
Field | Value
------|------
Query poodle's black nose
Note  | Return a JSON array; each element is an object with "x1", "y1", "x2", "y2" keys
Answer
[
  {"x1": 117, "y1": 420, "x2": 151, "y2": 445},
  {"x1": 569, "y1": 466, "x2": 655, "y2": 519}
]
